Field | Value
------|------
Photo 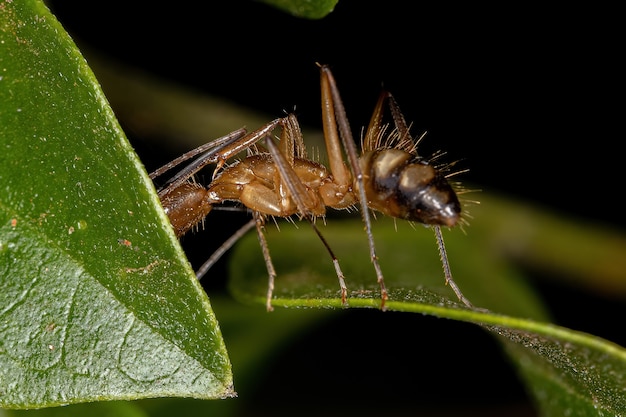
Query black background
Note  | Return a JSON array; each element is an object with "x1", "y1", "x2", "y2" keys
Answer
[
  {"x1": 45, "y1": 2, "x2": 625, "y2": 416},
  {"x1": 45, "y1": 1, "x2": 624, "y2": 229}
]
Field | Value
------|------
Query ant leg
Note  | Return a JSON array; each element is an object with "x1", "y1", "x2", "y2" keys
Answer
[
  {"x1": 363, "y1": 87, "x2": 472, "y2": 307},
  {"x1": 385, "y1": 92, "x2": 427, "y2": 153},
  {"x1": 149, "y1": 128, "x2": 247, "y2": 182},
  {"x1": 252, "y1": 212, "x2": 278, "y2": 312},
  {"x1": 362, "y1": 90, "x2": 417, "y2": 154},
  {"x1": 264, "y1": 135, "x2": 349, "y2": 306},
  {"x1": 319, "y1": 65, "x2": 389, "y2": 309},
  {"x1": 309, "y1": 220, "x2": 349, "y2": 305},
  {"x1": 155, "y1": 119, "x2": 283, "y2": 197},
  {"x1": 362, "y1": 90, "x2": 386, "y2": 151},
  {"x1": 433, "y1": 225, "x2": 473, "y2": 307},
  {"x1": 195, "y1": 218, "x2": 257, "y2": 280},
  {"x1": 375, "y1": 90, "x2": 472, "y2": 307}
]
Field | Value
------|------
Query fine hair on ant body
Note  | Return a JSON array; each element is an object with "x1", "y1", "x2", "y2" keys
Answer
[{"x1": 150, "y1": 64, "x2": 473, "y2": 311}]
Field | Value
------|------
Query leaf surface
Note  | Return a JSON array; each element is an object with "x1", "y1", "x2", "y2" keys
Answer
[
  {"x1": 259, "y1": 0, "x2": 338, "y2": 19},
  {"x1": 229, "y1": 198, "x2": 626, "y2": 416},
  {"x1": 0, "y1": 0, "x2": 233, "y2": 408}
]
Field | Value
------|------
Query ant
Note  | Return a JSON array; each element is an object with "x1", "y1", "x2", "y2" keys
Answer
[{"x1": 150, "y1": 64, "x2": 474, "y2": 311}]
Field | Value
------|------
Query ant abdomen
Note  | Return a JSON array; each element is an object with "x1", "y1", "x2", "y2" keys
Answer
[{"x1": 360, "y1": 148, "x2": 461, "y2": 227}]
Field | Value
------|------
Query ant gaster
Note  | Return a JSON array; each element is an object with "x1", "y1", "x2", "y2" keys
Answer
[{"x1": 150, "y1": 64, "x2": 473, "y2": 311}]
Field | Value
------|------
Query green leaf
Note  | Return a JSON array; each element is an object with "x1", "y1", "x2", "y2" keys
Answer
[
  {"x1": 6, "y1": 401, "x2": 149, "y2": 417},
  {"x1": 258, "y1": 0, "x2": 338, "y2": 19},
  {"x1": 228, "y1": 196, "x2": 626, "y2": 415},
  {"x1": 0, "y1": 0, "x2": 233, "y2": 408},
  {"x1": 229, "y1": 213, "x2": 548, "y2": 318}
]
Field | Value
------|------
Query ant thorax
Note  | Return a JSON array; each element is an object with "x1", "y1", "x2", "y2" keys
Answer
[
  {"x1": 359, "y1": 149, "x2": 461, "y2": 227},
  {"x1": 208, "y1": 154, "x2": 333, "y2": 218}
]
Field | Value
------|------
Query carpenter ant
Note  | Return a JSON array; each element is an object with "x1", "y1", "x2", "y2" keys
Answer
[{"x1": 150, "y1": 64, "x2": 473, "y2": 311}]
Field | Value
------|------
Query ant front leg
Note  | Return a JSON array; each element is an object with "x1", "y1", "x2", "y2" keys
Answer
[{"x1": 360, "y1": 86, "x2": 473, "y2": 308}]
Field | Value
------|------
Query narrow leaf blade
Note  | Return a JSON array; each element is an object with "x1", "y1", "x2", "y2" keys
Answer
[{"x1": 229, "y1": 207, "x2": 626, "y2": 415}]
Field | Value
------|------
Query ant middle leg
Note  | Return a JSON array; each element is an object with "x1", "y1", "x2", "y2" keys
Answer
[
  {"x1": 318, "y1": 65, "x2": 389, "y2": 309},
  {"x1": 264, "y1": 135, "x2": 349, "y2": 309}
]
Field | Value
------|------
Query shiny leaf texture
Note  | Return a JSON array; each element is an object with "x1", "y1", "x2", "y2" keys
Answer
[{"x1": 0, "y1": 0, "x2": 233, "y2": 408}]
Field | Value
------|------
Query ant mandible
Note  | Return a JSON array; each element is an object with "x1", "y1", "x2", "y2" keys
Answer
[{"x1": 150, "y1": 64, "x2": 473, "y2": 311}]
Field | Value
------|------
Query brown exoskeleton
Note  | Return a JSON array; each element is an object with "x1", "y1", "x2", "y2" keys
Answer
[{"x1": 150, "y1": 64, "x2": 473, "y2": 311}]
